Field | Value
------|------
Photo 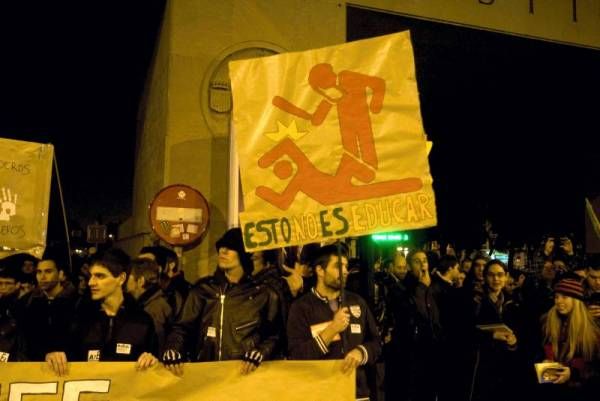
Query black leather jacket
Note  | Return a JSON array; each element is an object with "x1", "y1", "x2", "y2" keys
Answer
[
  {"x1": 18, "y1": 283, "x2": 79, "y2": 360},
  {"x1": 165, "y1": 269, "x2": 281, "y2": 361},
  {"x1": 0, "y1": 294, "x2": 26, "y2": 361},
  {"x1": 68, "y1": 295, "x2": 158, "y2": 362}
]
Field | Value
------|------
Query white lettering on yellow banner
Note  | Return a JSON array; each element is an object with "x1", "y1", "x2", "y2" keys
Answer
[{"x1": 0, "y1": 360, "x2": 355, "y2": 401}]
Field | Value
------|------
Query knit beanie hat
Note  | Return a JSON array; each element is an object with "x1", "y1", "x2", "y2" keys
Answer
[
  {"x1": 554, "y1": 277, "x2": 585, "y2": 301},
  {"x1": 215, "y1": 228, "x2": 253, "y2": 274}
]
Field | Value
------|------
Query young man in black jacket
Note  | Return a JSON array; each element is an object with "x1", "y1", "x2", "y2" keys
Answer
[
  {"x1": 287, "y1": 244, "x2": 381, "y2": 401},
  {"x1": 385, "y1": 249, "x2": 442, "y2": 401},
  {"x1": 19, "y1": 249, "x2": 79, "y2": 361},
  {"x1": 45, "y1": 248, "x2": 158, "y2": 376},
  {"x1": 162, "y1": 228, "x2": 282, "y2": 375},
  {"x1": 126, "y1": 257, "x2": 174, "y2": 354},
  {"x1": 139, "y1": 245, "x2": 189, "y2": 318},
  {"x1": 0, "y1": 264, "x2": 26, "y2": 361}
]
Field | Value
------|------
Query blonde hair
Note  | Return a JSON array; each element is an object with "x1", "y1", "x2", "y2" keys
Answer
[{"x1": 543, "y1": 298, "x2": 600, "y2": 362}]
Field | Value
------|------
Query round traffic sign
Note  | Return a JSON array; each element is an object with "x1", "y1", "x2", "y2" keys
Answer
[{"x1": 148, "y1": 184, "x2": 210, "y2": 246}]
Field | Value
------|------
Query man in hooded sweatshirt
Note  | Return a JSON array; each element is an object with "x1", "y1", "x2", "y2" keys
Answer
[{"x1": 162, "y1": 227, "x2": 282, "y2": 375}]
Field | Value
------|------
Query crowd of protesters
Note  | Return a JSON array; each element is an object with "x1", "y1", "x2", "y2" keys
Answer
[{"x1": 1, "y1": 228, "x2": 599, "y2": 401}]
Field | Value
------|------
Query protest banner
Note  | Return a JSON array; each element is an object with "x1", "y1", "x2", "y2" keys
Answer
[
  {"x1": 0, "y1": 138, "x2": 53, "y2": 258},
  {"x1": 0, "y1": 360, "x2": 354, "y2": 401},
  {"x1": 229, "y1": 31, "x2": 436, "y2": 251}
]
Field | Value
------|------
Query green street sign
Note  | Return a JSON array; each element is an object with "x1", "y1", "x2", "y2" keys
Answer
[{"x1": 371, "y1": 232, "x2": 409, "y2": 242}]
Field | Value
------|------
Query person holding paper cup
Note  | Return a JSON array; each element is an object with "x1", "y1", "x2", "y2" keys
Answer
[{"x1": 538, "y1": 277, "x2": 600, "y2": 400}]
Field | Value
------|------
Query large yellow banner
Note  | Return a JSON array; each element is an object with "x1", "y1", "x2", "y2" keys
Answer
[
  {"x1": 0, "y1": 138, "x2": 53, "y2": 259},
  {"x1": 230, "y1": 31, "x2": 436, "y2": 251},
  {"x1": 0, "y1": 360, "x2": 354, "y2": 401}
]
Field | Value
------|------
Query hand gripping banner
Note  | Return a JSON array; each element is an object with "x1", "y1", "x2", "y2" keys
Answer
[
  {"x1": 0, "y1": 138, "x2": 53, "y2": 258},
  {"x1": 229, "y1": 31, "x2": 437, "y2": 251}
]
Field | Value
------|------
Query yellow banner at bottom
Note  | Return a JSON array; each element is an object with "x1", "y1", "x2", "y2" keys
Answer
[{"x1": 0, "y1": 360, "x2": 355, "y2": 401}]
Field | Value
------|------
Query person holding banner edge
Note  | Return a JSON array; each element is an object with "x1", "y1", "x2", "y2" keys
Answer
[
  {"x1": 45, "y1": 248, "x2": 158, "y2": 375},
  {"x1": 287, "y1": 244, "x2": 381, "y2": 401},
  {"x1": 162, "y1": 227, "x2": 282, "y2": 376}
]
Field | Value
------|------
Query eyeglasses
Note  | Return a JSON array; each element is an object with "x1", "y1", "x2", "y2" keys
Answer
[
  {"x1": 0, "y1": 280, "x2": 16, "y2": 287},
  {"x1": 486, "y1": 272, "x2": 506, "y2": 278}
]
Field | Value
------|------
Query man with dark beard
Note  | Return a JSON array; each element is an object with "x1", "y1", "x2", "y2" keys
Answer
[{"x1": 287, "y1": 244, "x2": 381, "y2": 401}]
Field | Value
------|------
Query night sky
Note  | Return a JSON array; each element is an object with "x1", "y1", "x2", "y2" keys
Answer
[
  {"x1": 0, "y1": 3, "x2": 597, "y2": 250},
  {"x1": 0, "y1": 1, "x2": 165, "y2": 237},
  {"x1": 348, "y1": 7, "x2": 600, "y2": 249}
]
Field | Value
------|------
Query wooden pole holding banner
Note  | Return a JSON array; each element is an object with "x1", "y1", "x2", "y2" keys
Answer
[
  {"x1": 336, "y1": 240, "x2": 348, "y2": 354},
  {"x1": 174, "y1": 246, "x2": 183, "y2": 269},
  {"x1": 53, "y1": 153, "x2": 73, "y2": 273},
  {"x1": 228, "y1": 121, "x2": 240, "y2": 229},
  {"x1": 336, "y1": 240, "x2": 346, "y2": 305}
]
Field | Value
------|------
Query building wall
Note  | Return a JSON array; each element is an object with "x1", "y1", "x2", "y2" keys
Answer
[
  {"x1": 127, "y1": 0, "x2": 345, "y2": 281},
  {"x1": 118, "y1": 2, "x2": 172, "y2": 257}
]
